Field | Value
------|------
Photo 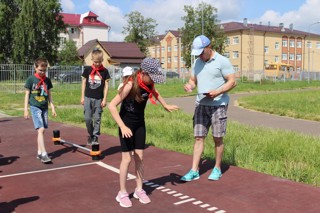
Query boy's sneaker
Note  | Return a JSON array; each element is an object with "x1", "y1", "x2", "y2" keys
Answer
[
  {"x1": 37, "y1": 154, "x2": 42, "y2": 160},
  {"x1": 87, "y1": 136, "x2": 93, "y2": 146},
  {"x1": 116, "y1": 191, "x2": 132, "y2": 208},
  {"x1": 180, "y1": 169, "x2": 200, "y2": 182},
  {"x1": 41, "y1": 154, "x2": 52, "y2": 163},
  {"x1": 133, "y1": 189, "x2": 151, "y2": 204},
  {"x1": 91, "y1": 136, "x2": 99, "y2": 145},
  {"x1": 208, "y1": 167, "x2": 222, "y2": 181}
]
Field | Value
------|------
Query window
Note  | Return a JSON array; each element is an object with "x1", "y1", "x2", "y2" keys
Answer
[
  {"x1": 161, "y1": 46, "x2": 165, "y2": 52},
  {"x1": 275, "y1": 56, "x2": 279, "y2": 62},
  {"x1": 224, "y1": 52, "x2": 230, "y2": 58},
  {"x1": 157, "y1": 47, "x2": 160, "y2": 54},
  {"x1": 174, "y1": 56, "x2": 178, "y2": 62},
  {"x1": 289, "y1": 40, "x2": 295, "y2": 47},
  {"x1": 174, "y1": 45, "x2": 178, "y2": 51},
  {"x1": 168, "y1": 57, "x2": 171, "y2": 63},
  {"x1": 264, "y1": 46, "x2": 269, "y2": 53},
  {"x1": 168, "y1": 46, "x2": 171, "y2": 52},
  {"x1": 233, "y1": 51, "x2": 239, "y2": 58},
  {"x1": 282, "y1": 53, "x2": 287, "y2": 60},
  {"x1": 161, "y1": 57, "x2": 165, "y2": 63},
  {"x1": 316, "y1": 42, "x2": 320, "y2": 49},
  {"x1": 297, "y1": 41, "x2": 302, "y2": 48},
  {"x1": 59, "y1": 37, "x2": 66, "y2": 47},
  {"x1": 233, "y1": 65, "x2": 239, "y2": 72},
  {"x1": 225, "y1": 38, "x2": 230, "y2": 45},
  {"x1": 289, "y1": 54, "x2": 294, "y2": 60},
  {"x1": 296, "y1": 54, "x2": 302, "y2": 61},
  {"x1": 275, "y1": 42, "x2": 279, "y2": 49},
  {"x1": 180, "y1": 57, "x2": 184, "y2": 64},
  {"x1": 296, "y1": 67, "x2": 301, "y2": 71},
  {"x1": 282, "y1": 40, "x2": 288, "y2": 47},
  {"x1": 233, "y1": 37, "x2": 239, "y2": 44},
  {"x1": 307, "y1": 42, "x2": 312, "y2": 48},
  {"x1": 264, "y1": 60, "x2": 268, "y2": 66},
  {"x1": 152, "y1": 47, "x2": 155, "y2": 53},
  {"x1": 90, "y1": 18, "x2": 95, "y2": 22}
]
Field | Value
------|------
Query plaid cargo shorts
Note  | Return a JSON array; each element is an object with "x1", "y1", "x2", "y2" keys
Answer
[{"x1": 193, "y1": 104, "x2": 228, "y2": 137}]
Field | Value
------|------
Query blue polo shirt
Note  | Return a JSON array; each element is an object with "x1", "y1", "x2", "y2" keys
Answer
[{"x1": 192, "y1": 52, "x2": 234, "y2": 106}]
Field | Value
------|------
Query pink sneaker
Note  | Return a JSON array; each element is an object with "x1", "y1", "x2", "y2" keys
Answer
[
  {"x1": 133, "y1": 189, "x2": 151, "y2": 204},
  {"x1": 116, "y1": 191, "x2": 132, "y2": 208}
]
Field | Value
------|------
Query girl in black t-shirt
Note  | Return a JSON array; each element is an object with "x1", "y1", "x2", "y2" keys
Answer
[{"x1": 108, "y1": 58, "x2": 179, "y2": 208}]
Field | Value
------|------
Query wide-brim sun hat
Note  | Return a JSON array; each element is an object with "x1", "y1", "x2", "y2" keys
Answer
[
  {"x1": 191, "y1": 35, "x2": 211, "y2": 56},
  {"x1": 141, "y1": 57, "x2": 165, "y2": 83}
]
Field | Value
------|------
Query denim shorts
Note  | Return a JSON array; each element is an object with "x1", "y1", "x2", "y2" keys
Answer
[
  {"x1": 193, "y1": 105, "x2": 228, "y2": 138},
  {"x1": 30, "y1": 106, "x2": 48, "y2": 129}
]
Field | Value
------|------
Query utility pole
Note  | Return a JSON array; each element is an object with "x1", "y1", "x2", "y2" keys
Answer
[{"x1": 201, "y1": 1, "x2": 204, "y2": 35}]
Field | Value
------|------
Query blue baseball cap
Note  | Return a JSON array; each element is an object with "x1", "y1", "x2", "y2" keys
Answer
[{"x1": 191, "y1": 35, "x2": 211, "y2": 56}]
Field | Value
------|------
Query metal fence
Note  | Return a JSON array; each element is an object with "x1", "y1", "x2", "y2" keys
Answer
[
  {"x1": 3, "y1": 64, "x2": 317, "y2": 94},
  {"x1": 0, "y1": 64, "x2": 190, "y2": 94},
  {"x1": 237, "y1": 70, "x2": 320, "y2": 82}
]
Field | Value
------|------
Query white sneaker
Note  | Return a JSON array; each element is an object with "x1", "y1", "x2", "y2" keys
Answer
[{"x1": 41, "y1": 154, "x2": 52, "y2": 163}]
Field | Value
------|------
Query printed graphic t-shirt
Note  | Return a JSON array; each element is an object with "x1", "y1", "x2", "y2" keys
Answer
[
  {"x1": 82, "y1": 66, "x2": 110, "y2": 99},
  {"x1": 24, "y1": 75, "x2": 53, "y2": 109}
]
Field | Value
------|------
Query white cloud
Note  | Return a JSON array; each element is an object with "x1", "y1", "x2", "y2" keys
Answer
[
  {"x1": 132, "y1": 0, "x2": 241, "y2": 35},
  {"x1": 89, "y1": 0, "x2": 126, "y2": 41},
  {"x1": 252, "y1": 0, "x2": 320, "y2": 33},
  {"x1": 60, "y1": 0, "x2": 75, "y2": 12}
]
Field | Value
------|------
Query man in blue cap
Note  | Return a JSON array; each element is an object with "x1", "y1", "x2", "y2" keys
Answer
[{"x1": 181, "y1": 35, "x2": 236, "y2": 181}]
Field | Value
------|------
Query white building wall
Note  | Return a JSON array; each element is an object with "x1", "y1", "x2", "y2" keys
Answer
[{"x1": 82, "y1": 27, "x2": 109, "y2": 44}]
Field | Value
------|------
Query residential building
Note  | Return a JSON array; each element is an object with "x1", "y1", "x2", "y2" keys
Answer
[
  {"x1": 59, "y1": 11, "x2": 110, "y2": 49},
  {"x1": 77, "y1": 39, "x2": 145, "y2": 69},
  {"x1": 221, "y1": 19, "x2": 320, "y2": 78},
  {"x1": 147, "y1": 30, "x2": 187, "y2": 75}
]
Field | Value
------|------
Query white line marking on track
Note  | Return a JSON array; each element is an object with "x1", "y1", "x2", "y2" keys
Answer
[
  {"x1": 174, "y1": 198, "x2": 196, "y2": 205},
  {"x1": 180, "y1": 195, "x2": 190, "y2": 199},
  {"x1": 156, "y1": 186, "x2": 165, "y2": 190},
  {"x1": 142, "y1": 181, "x2": 227, "y2": 212},
  {"x1": 0, "y1": 162, "x2": 97, "y2": 178},
  {"x1": 95, "y1": 161, "x2": 136, "y2": 180},
  {"x1": 200, "y1": 204, "x2": 210, "y2": 208},
  {"x1": 207, "y1": 207, "x2": 218, "y2": 211},
  {"x1": 193, "y1": 201, "x2": 203, "y2": 205},
  {"x1": 144, "y1": 182, "x2": 154, "y2": 185}
]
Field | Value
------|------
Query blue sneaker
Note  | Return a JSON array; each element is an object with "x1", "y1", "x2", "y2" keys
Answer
[
  {"x1": 208, "y1": 167, "x2": 222, "y2": 181},
  {"x1": 180, "y1": 169, "x2": 200, "y2": 181}
]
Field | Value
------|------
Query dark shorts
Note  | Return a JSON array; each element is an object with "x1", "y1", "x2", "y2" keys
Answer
[
  {"x1": 119, "y1": 123, "x2": 146, "y2": 152},
  {"x1": 193, "y1": 105, "x2": 228, "y2": 138}
]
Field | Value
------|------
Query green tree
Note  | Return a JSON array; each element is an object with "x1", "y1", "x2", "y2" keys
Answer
[
  {"x1": 57, "y1": 40, "x2": 82, "y2": 65},
  {"x1": 0, "y1": 0, "x2": 20, "y2": 63},
  {"x1": 180, "y1": 3, "x2": 225, "y2": 67},
  {"x1": 122, "y1": 11, "x2": 157, "y2": 55},
  {"x1": 12, "y1": 0, "x2": 65, "y2": 64}
]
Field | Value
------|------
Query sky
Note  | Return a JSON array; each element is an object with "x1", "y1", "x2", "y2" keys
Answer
[{"x1": 60, "y1": 0, "x2": 320, "y2": 41}]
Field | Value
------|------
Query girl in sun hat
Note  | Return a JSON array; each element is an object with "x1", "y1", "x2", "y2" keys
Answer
[{"x1": 108, "y1": 57, "x2": 179, "y2": 208}]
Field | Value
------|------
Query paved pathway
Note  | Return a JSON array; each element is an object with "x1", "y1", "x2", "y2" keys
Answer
[{"x1": 167, "y1": 91, "x2": 320, "y2": 137}]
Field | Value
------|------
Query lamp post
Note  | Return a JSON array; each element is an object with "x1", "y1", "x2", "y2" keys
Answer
[{"x1": 307, "y1": 21, "x2": 320, "y2": 83}]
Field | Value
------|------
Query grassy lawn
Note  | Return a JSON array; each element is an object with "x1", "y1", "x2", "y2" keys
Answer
[{"x1": 1, "y1": 80, "x2": 320, "y2": 186}]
